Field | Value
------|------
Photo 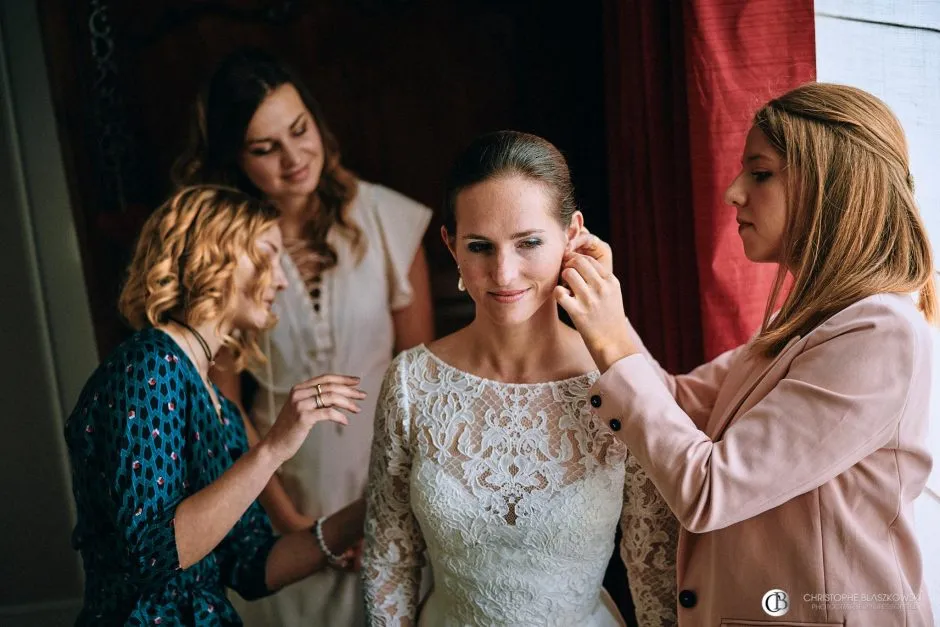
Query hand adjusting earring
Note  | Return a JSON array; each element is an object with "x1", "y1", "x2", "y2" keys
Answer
[{"x1": 457, "y1": 266, "x2": 466, "y2": 292}]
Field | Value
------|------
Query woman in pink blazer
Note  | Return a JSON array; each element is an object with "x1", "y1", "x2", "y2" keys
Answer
[{"x1": 558, "y1": 83, "x2": 937, "y2": 626}]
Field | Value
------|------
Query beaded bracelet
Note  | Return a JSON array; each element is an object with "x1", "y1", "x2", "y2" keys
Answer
[{"x1": 313, "y1": 516, "x2": 343, "y2": 563}]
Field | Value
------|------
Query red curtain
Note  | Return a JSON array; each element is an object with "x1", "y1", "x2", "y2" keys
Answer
[
  {"x1": 604, "y1": 0, "x2": 815, "y2": 625},
  {"x1": 604, "y1": 0, "x2": 704, "y2": 376},
  {"x1": 605, "y1": 0, "x2": 816, "y2": 369},
  {"x1": 683, "y1": 0, "x2": 816, "y2": 358},
  {"x1": 601, "y1": 1, "x2": 815, "y2": 621},
  {"x1": 602, "y1": 2, "x2": 701, "y2": 622},
  {"x1": 602, "y1": 4, "x2": 815, "y2": 621}
]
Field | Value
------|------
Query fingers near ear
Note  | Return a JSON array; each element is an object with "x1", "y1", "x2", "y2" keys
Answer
[
  {"x1": 582, "y1": 254, "x2": 611, "y2": 279},
  {"x1": 569, "y1": 254, "x2": 603, "y2": 285},
  {"x1": 561, "y1": 266, "x2": 590, "y2": 298},
  {"x1": 553, "y1": 285, "x2": 577, "y2": 312}
]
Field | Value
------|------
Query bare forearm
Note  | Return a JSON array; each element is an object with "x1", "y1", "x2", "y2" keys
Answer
[
  {"x1": 174, "y1": 443, "x2": 280, "y2": 568},
  {"x1": 265, "y1": 498, "x2": 366, "y2": 590},
  {"x1": 223, "y1": 383, "x2": 313, "y2": 533},
  {"x1": 242, "y1": 406, "x2": 314, "y2": 532},
  {"x1": 260, "y1": 477, "x2": 315, "y2": 533}
]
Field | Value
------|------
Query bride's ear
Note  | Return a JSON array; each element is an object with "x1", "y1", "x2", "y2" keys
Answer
[
  {"x1": 565, "y1": 211, "x2": 585, "y2": 243},
  {"x1": 441, "y1": 225, "x2": 458, "y2": 262}
]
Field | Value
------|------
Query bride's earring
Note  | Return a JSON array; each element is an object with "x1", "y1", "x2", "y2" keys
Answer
[{"x1": 457, "y1": 266, "x2": 466, "y2": 292}]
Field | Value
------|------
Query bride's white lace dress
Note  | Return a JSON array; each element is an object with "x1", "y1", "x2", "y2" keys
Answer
[{"x1": 363, "y1": 345, "x2": 674, "y2": 626}]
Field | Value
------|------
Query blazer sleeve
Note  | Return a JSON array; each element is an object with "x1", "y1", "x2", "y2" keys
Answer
[
  {"x1": 625, "y1": 317, "x2": 745, "y2": 431},
  {"x1": 591, "y1": 298, "x2": 921, "y2": 533}
]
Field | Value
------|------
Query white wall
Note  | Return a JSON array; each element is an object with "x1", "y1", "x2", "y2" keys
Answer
[
  {"x1": 0, "y1": 1, "x2": 98, "y2": 625},
  {"x1": 816, "y1": 0, "x2": 940, "y2": 619}
]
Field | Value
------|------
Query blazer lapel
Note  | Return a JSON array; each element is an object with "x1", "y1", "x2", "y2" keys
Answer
[{"x1": 708, "y1": 334, "x2": 803, "y2": 439}]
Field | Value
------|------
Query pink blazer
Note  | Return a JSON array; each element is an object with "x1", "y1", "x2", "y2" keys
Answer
[{"x1": 591, "y1": 293, "x2": 934, "y2": 626}]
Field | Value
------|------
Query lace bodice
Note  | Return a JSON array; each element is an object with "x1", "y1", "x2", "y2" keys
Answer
[{"x1": 362, "y1": 346, "x2": 628, "y2": 626}]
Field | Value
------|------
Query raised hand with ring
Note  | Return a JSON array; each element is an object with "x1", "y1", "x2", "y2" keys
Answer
[{"x1": 263, "y1": 374, "x2": 366, "y2": 465}]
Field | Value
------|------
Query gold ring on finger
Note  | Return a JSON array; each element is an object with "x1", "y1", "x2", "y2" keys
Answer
[
  {"x1": 315, "y1": 394, "x2": 323, "y2": 409},
  {"x1": 316, "y1": 383, "x2": 323, "y2": 395}
]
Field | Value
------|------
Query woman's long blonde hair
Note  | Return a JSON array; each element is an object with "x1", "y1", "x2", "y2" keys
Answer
[
  {"x1": 119, "y1": 185, "x2": 280, "y2": 369},
  {"x1": 752, "y1": 82, "x2": 937, "y2": 357}
]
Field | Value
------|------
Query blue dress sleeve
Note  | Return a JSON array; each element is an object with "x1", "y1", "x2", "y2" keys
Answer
[
  {"x1": 70, "y1": 343, "x2": 281, "y2": 601},
  {"x1": 74, "y1": 351, "x2": 190, "y2": 586},
  {"x1": 215, "y1": 499, "x2": 278, "y2": 600}
]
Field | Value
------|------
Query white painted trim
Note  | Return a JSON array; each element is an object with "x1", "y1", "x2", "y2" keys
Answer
[
  {"x1": 0, "y1": 0, "x2": 96, "y2": 616},
  {"x1": 0, "y1": 0, "x2": 98, "y2": 417}
]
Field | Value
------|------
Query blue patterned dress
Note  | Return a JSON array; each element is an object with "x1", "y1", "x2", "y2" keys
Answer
[{"x1": 65, "y1": 327, "x2": 278, "y2": 626}]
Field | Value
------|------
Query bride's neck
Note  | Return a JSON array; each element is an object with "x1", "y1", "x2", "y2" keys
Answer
[{"x1": 465, "y1": 305, "x2": 570, "y2": 382}]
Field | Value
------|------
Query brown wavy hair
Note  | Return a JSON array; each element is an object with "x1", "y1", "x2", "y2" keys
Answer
[
  {"x1": 173, "y1": 48, "x2": 363, "y2": 270},
  {"x1": 752, "y1": 82, "x2": 937, "y2": 357},
  {"x1": 119, "y1": 185, "x2": 281, "y2": 370}
]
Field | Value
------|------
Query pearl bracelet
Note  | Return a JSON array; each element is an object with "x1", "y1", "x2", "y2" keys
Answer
[{"x1": 313, "y1": 515, "x2": 343, "y2": 563}]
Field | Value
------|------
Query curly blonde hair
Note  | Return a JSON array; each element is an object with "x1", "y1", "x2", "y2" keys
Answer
[
  {"x1": 119, "y1": 185, "x2": 280, "y2": 370},
  {"x1": 752, "y1": 83, "x2": 937, "y2": 357}
]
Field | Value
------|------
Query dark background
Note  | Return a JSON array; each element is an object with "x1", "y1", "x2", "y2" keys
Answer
[
  {"x1": 38, "y1": 0, "x2": 611, "y2": 352},
  {"x1": 36, "y1": 0, "x2": 635, "y2": 622}
]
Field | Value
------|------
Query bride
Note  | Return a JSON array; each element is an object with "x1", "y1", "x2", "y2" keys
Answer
[{"x1": 362, "y1": 131, "x2": 676, "y2": 626}]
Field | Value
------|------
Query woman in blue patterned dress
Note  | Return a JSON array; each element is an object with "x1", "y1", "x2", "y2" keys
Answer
[{"x1": 64, "y1": 185, "x2": 367, "y2": 626}]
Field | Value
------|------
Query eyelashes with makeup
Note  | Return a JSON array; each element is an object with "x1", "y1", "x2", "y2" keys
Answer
[
  {"x1": 466, "y1": 238, "x2": 544, "y2": 254},
  {"x1": 752, "y1": 171, "x2": 772, "y2": 183},
  {"x1": 247, "y1": 124, "x2": 309, "y2": 157}
]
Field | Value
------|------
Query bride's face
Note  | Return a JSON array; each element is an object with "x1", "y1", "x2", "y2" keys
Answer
[{"x1": 444, "y1": 174, "x2": 581, "y2": 327}]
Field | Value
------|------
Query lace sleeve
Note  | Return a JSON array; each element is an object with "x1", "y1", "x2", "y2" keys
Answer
[
  {"x1": 620, "y1": 450, "x2": 679, "y2": 627},
  {"x1": 363, "y1": 356, "x2": 426, "y2": 626}
]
